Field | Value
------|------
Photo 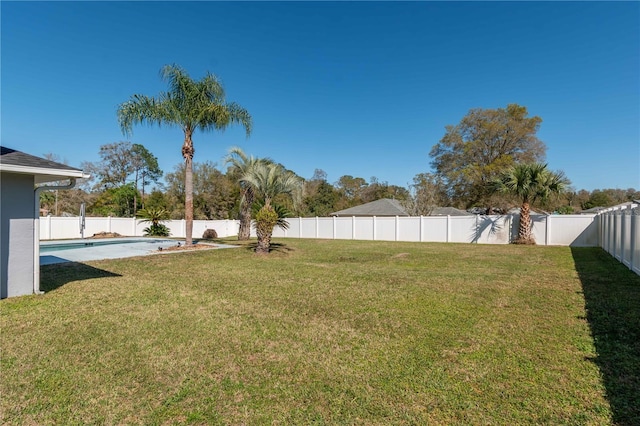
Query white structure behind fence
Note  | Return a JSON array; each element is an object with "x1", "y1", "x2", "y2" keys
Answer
[
  {"x1": 40, "y1": 214, "x2": 599, "y2": 247},
  {"x1": 599, "y1": 204, "x2": 640, "y2": 276}
]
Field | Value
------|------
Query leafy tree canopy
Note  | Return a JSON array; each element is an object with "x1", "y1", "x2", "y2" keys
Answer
[{"x1": 430, "y1": 104, "x2": 546, "y2": 209}]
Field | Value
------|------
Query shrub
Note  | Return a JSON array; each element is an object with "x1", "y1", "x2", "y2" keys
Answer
[
  {"x1": 143, "y1": 224, "x2": 171, "y2": 237},
  {"x1": 137, "y1": 207, "x2": 170, "y2": 237},
  {"x1": 202, "y1": 229, "x2": 218, "y2": 239}
]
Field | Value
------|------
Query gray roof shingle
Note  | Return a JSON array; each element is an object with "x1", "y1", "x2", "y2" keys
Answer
[
  {"x1": 430, "y1": 207, "x2": 473, "y2": 216},
  {"x1": 1, "y1": 146, "x2": 81, "y2": 172},
  {"x1": 330, "y1": 198, "x2": 409, "y2": 217}
]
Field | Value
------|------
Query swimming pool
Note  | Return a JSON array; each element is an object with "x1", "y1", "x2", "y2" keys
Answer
[
  {"x1": 40, "y1": 238, "x2": 176, "y2": 253},
  {"x1": 40, "y1": 238, "x2": 191, "y2": 265}
]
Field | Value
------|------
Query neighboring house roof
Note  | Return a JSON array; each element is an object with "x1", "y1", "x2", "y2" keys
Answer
[
  {"x1": 583, "y1": 201, "x2": 640, "y2": 214},
  {"x1": 580, "y1": 206, "x2": 606, "y2": 214},
  {"x1": 0, "y1": 146, "x2": 89, "y2": 183},
  {"x1": 507, "y1": 207, "x2": 545, "y2": 216},
  {"x1": 330, "y1": 198, "x2": 409, "y2": 217},
  {"x1": 429, "y1": 207, "x2": 473, "y2": 216}
]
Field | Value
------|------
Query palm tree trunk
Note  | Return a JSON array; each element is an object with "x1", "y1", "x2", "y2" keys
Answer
[
  {"x1": 141, "y1": 171, "x2": 146, "y2": 209},
  {"x1": 238, "y1": 187, "x2": 253, "y2": 241},
  {"x1": 517, "y1": 200, "x2": 534, "y2": 244},
  {"x1": 182, "y1": 132, "x2": 195, "y2": 246},
  {"x1": 256, "y1": 228, "x2": 272, "y2": 254},
  {"x1": 255, "y1": 203, "x2": 277, "y2": 254}
]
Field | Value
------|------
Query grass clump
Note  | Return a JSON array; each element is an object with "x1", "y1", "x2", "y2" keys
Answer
[{"x1": 2, "y1": 239, "x2": 637, "y2": 425}]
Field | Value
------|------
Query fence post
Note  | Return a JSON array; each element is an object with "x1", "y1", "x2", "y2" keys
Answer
[
  {"x1": 352, "y1": 216, "x2": 356, "y2": 240},
  {"x1": 629, "y1": 209, "x2": 636, "y2": 272},
  {"x1": 395, "y1": 216, "x2": 399, "y2": 241},
  {"x1": 315, "y1": 216, "x2": 319, "y2": 239},
  {"x1": 597, "y1": 213, "x2": 602, "y2": 249},
  {"x1": 613, "y1": 210, "x2": 619, "y2": 260},
  {"x1": 545, "y1": 215, "x2": 550, "y2": 246},
  {"x1": 629, "y1": 207, "x2": 636, "y2": 271},
  {"x1": 508, "y1": 215, "x2": 513, "y2": 243},
  {"x1": 46, "y1": 215, "x2": 52, "y2": 240},
  {"x1": 446, "y1": 215, "x2": 451, "y2": 243},
  {"x1": 604, "y1": 212, "x2": 610, "y2": 253},
  {"x1": 333, "y1": 216, "x2": 336, "y2": 240},
  {"x1": 621, "y1": 207, "x2": 627, "y2": 265},
  {"x1": 419, "y1": 216, "x2": 424, "y2": 242},
  {"x1": 108, "y1": 215, "x2": 112, "y2": 233},
  {"x1": 373, "y1": 216, "x2": 377, "y2": 241},
  {"x1": 299, "y1": 217, "x2": 303, "y2": 238}
]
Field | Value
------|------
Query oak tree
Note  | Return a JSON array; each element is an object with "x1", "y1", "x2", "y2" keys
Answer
[{"x1": 430, "y1": 104, "x2": 546, "y2": 209}]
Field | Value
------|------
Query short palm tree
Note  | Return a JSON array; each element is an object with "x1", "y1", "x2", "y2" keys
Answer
[
  {"x1": 225, "y1": 147, "x2": 272, "y2": 241},
  {"x1": 240, "y1": 162, "x2": 303, "y2": 254},
  {"x1": 136, "y1": 207, "x2": 171, "y2": 237},
  {"x1": 492, "y1": 163, "x2": 569, "y2": 244},
  {"x1": 117, "y1": 64, "x2": 252, "y2": 246}
]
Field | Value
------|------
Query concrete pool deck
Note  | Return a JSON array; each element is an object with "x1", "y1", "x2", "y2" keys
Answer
[{"x1": 40, "y1": 238, "x2": 239, "y2": 265}]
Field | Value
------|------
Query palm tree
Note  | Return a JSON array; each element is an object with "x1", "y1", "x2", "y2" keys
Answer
[
  {"x1": 117, "y1": 64, "x2": 252, "y2": 245},
  {"x1": 492, "y1": 163, "x2": 569, "y2": 244},
  {"x1": 136, "y1": 207, "x2": 171, "y2": 237},
  {"x1": 240, "y1": 162, "x2": 303, "y2": 253},
  {"x1": 225, "y1": 147, "x2": 272, "y2": 241}
]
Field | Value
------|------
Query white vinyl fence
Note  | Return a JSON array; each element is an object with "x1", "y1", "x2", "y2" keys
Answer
[
  {"x1": 39, "y1": 216, "x2": 240, "y2": 240},
  {"x1": 40, "y1": 214, "x2": 599, "y2": 247},
  {"x1": 599, "y1": 204, "x2": 640, "y2": 276},
  {"x1": 272, "y1": 215, "x2": 599, "y2": 246}
]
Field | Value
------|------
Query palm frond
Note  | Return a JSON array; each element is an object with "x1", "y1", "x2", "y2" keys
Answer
[
  {"x1": 491, "y1": 162, "x2": 570, "y2": 205},
  {"x1": 117, "y1": 95, "x2": 172, "y2": 135},
  {"x1": 252, "y1": 201, "x2": 292, "y2": 230}
]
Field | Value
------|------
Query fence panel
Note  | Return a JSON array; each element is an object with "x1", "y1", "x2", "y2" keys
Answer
[
  {"x1": 334, "y1": 217, "x2": 354, "y2": 240},
  {"x1": 46, "y1": 217, "x2": 82, "y2": 240},
  {"x1": 316, "y1": 218, "x2": 333, "y2": 239},
  {"x1": 375, "y1": 217, "x2": 396, "y2": 241},
  {"x1": 448, "y1": 216, "x2": 478, "y2": 243},
  {"x1": 298, "y1": 218, "x2": 316, "y2": 239},
  {"x1": 599, "y1": 205, "x2": 639, "y2": 276},
  {"x1": 85, "y1": 217, "x2": 112, "y2": 237},
  {"x1": 422, "y1": 216, "x2": 448, "y2": 242},
  {"x1": 547, "y1": 215, "x2": 598, "y2": 246},
  {"x1": 474, "y1": 215, "x2": 511, "y2": 244},
  {"x1": 398, "y1": 217, "x2": 421, "y2": 242}
]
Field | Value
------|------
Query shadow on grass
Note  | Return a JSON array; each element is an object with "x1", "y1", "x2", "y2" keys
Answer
[
  {"x1": 40, "y1": 262, "x2": 121, "y2": 293},
  {"x1": 571, "y1": 247, "x2": 640, "y2": 425},
  {"x1": 240, "y1": 242, "x2": 293, "y2": 254},
  {"x1": 199, "y1": 237, "x2": 293, "y2": 254}
]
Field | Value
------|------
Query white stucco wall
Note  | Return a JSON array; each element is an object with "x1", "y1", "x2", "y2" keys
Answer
[{"x1": 1, "y1": 172, "x2": 35, "y2": 298}]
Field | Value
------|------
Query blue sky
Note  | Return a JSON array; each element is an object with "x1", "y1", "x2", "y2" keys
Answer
[{"x1": 2, "y1": 1, "x2": 639, "y2": 192}]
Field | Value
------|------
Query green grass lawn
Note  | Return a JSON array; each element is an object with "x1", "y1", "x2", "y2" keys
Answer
[{"x1": 2, "y1": 239, "x2": 639, "y2": 425}]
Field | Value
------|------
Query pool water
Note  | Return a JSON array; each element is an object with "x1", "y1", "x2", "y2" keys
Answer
[
  {"x1": 40, "y1": 238, "x2": 189, "y2": 265},
  {"x1": 40, "y1": 238, "x2": 173, "y2": 252}
]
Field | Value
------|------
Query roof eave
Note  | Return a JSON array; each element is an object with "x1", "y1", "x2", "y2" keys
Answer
[{"x1": 1, "y1": 164, "x2": 90, "y2": 184}]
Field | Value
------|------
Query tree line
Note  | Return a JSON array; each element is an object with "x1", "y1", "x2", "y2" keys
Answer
[
  {"x1": 41, "y1": 139, "x2": 638, "y2": 221},
  {"x1": 39, "y1": 65, "x2": 639, "y2": 244}
]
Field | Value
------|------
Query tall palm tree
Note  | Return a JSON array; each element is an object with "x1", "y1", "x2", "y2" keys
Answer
[
  {"x1": 240, "y1": 162, "x2": 303, "y2": 253},
  {"x1": 117, "y1": 64, "x2": 252, "y2": 245},
  {"x1": 225, "y1": 147, "x2": 272, "y2": 241},
  {"x1": 492, "y1": 163, "x2": 569, "y2": 244}
]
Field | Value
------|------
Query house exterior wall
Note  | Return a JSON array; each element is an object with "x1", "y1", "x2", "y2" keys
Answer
[{"x1": 1, "y1": 172, "x2": 35, "y2": 298}]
